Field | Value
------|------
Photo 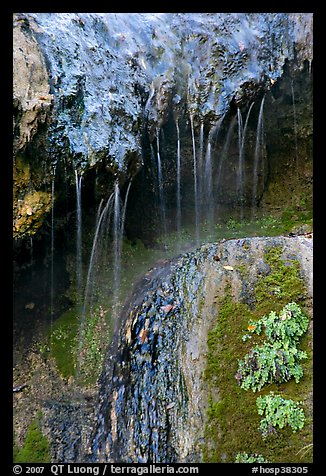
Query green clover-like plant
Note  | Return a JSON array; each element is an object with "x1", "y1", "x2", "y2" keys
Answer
[
  {"x1": 256, "y1": 393, "x2": 305, "y2": 438},
  {"x1": 235, "y1": 452, "x2": 268, "y2": 463},
  {"x1": 235, "y1": 303, "x2": 309, "y2": 391}
]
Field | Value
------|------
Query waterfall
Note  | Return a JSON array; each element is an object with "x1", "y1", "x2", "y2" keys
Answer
[
  {"x1": 204, "y1": 118, "x2": 223, "y2": 228},
  {"x1": 175, "y1": 119, "x2": 181, "y2": 235},
  {"x1": 252, "y1": 95, "x2": 265, "y2": 216},
  {"x1": 242, "y1": 102, "x2": 255, "y2": 151},
  {"x1": 156, "y1": 129, "x2": 167, "y2": 236},
  {"x1": 113, "y1": 182, "x2": 121, "y2": 295},
  {"x1": 215, "y1": 115, "x2": 237, "y2": 203},
  {"x1": 291, "y1": 80, "x2": 299, "y2": 179},
  {"x1": 190, "y1": 115, "x2": 199, "y2": 242},
  {"x1": 78, "y1": 180, "x2": 132, "y2": 379},
  {"x1": 237, "y1": 108, "x2": 244, "y2": 220},
  {"x1": 198, "y1": 120, "x2": 204, "y2": 233},
  {"x1": 112, "y1": 180, "x2": 132, "y2": 317},
  {"x1": 121, "y1": 181, "x2": 132, "y2": 236},
  {"x1": 83, "y1": 195, "x2": 114, "y2": 317},
  {"x1": 75, "y1": 170, "x2": 83, "y2": 305},
  {"x1": 204, "y1": 139, "x2": 213, "y2": 227},
  {"x1": 237, "y1": 102, "x2": 254, "y2": 220},
  {"x1": 79, "y1": 192, "x2": 115, "y2": 380},
  {"x1": 50, "y1": 167, "x2": 56, "y2": 347}
]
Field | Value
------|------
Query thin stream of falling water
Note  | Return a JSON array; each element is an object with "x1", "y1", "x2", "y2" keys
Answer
[
  {"x1": 238, "y1": 102, "x2": 255, "y2": 220},
  {"x1": 237, "y1": 108, "x2": 244, "y2": 220},
  {"x1": 260, "y1": 106, "x2": 266, "y2": 186},
  {"x1": 121, "y1": 181, "x2": 132, "y2": 234},
  {"x1": 75, "y1": 170, "x2": 83, "y2": 305},
  {"x1": 252, "y1": 95, "x2": 266, "y2": 217},
  {"x1": 78, "y1": 180, "x2": 132, "y2": 379},
  {"x1": 50, "y1": 167, "x2": 56, "y2": 349},
  {"x1": 204, "y1": 117, "x2": 223, "y2": 228},
  {"x1": 215, "y1": 115, "x2": 237, "y2": 194},
  {"x1": 175, "y1": 119, "x2": 181, "y2": 235},
  {"x1": 308, "y1": 59, "x2": 312, "y2": 74},
  {"x1": 156, "y1": 128, "x2": 167, "y2": 236},
  {"x1": 88, "y1": 198, "x2": 106, "y2": 311},
  {"x1": 83, "y1": 194, "x2": 114, "y2": 319},
  {"x1": 214, "y1": 114, "x2": 237, "y2": 224},
  {"x1": 112, "y1": 181, "x2": 121, "y2": 296},
  {"x1": 77, "y1": 193, "x2": 114, "y2": 381},
  {"x1": 242, "y1": 102, "x2": 255, "y2": 151},
  {"x1": 198, "y1": 120, "x2": 204, "y2": 232},
  {"x1": 190, "y1": 115, "x2": 199, "y2": 242},
  {"x1": 291, "y1": 80, "x2": 299, "y2": 180},
  {"x1": 112, "y1": 180, "x2": 132, "y2": 326},
  {"x1": 204, "y1": 139, "x2": 213, "y2": 226}
]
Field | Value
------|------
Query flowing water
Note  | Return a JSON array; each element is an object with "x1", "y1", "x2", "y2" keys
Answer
[
  {"x1": 12, "y1": 12, "x2": 313, "y2": 466},
  {"x1": 112, "y1": 182, "x2": 121, "y2": 304},
  {"x1": 252, "y1": 95, "x2": 266, "y2": 217},
  {"x1": 215, "y1": 115, "x2": 237, "y2": 204},
  {"x1": 190, "y1": 115, "x2": 199, "y2": 242},
  {"x1": 112, "y1": 181, "x2": 132, "y2": 320},
  {"x1": 238, "y1": 102, "x2": 254, "y2": 220},
  {"x1": 89, "y1": 246, "x2": 211, "y2": 463},
  {"x1": 204, "y1": 139, "x2": 213, "y2": 226},
  {"x1": 75, "y1": 170, "x2": 83, "y2": 305},
  {"x1": 203, "y1": 117, "x2": 224, "y2": 227},
  {"x1": 176, "y1": 119, "x2": 181, "y2": 236},
  {"x1": 83, "y1": 194, "x2": 115, "y2": 319},
  {"x1": 78, "y1": 179, "x2": 132, "y2": 380},
  {"x1": 50, "y1": 168, "x2": 56, "y2": 348},
  {"x1": 237, "y1": 108, "x2": 244, "y2": 219},
  {"x1": 198, "y1": 121, "x2": 204, "y2": 232},
  {"x1": 156, "y1": 129, "x2": 167, "y2": 236}
]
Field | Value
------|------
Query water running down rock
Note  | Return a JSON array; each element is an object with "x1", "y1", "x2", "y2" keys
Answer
[
  {"x1": 13, "y1": 12, "x2": 313, "y2": 464},
  {"x1": 89, "y1": 235, "x2": 312, "y2": 463}
]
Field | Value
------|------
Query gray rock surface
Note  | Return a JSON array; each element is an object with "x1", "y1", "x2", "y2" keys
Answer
[
  {"x1": 90, "y1": 234, "x2": 313, "y2": 462},
  {"x1": 13, "y1": 13, "x2": 313, "y2": 170}
]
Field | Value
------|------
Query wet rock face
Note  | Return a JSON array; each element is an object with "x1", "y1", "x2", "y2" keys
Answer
[
  {"x1": 14, "y1": 13, "x2": 312, "y2": 169},
  {"x1": 12, "y1": 12, "x2": 313, "y2": 240},
  {"x1": 89, "y1": 234, "x2": 312, "y2": 463},
  {"x1": 12, "y1": 13, "x2": 313, "y2": 241},
  {"x1": 16, "y1": 13, "x2": 312, "y2": 158}
]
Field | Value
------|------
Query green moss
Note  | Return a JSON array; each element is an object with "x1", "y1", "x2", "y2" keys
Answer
[
  {"x1": 49, "y1": 308, "x2": 79, "y2": 379},
  {"x1": 48, "y1": 304, "x2": 111, "y2": 386},
  {"x1": 77, "y1": 305, "x2": 111, "y2": 385},
  {"x1": 254, "y1": 246, "x2": 306, "y2": 315},
  {"x1": 13, "y1": 156, "x2": 31, "y2": 195},
  {"x1": 14, "y1": 415, "x2": 50, "y2": 463},
  {"x1": 237, "y1": 263, "x2": 248, "y2": 278},
  {"x1": 211, "y1": 210, "x2": 312, "y2": 244},
  {"x1": 203, "y1": 246, "x2": 312, "y2": 463}
]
